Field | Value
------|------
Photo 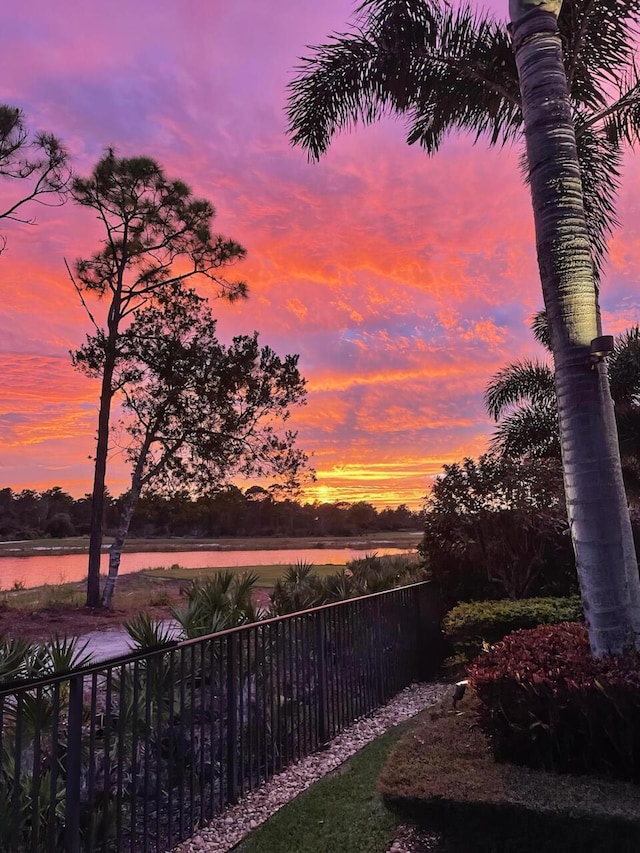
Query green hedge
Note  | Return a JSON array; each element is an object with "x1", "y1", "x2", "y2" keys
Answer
[{"x1": 442, "y1": 595, "x2": 583, "y2": 662}]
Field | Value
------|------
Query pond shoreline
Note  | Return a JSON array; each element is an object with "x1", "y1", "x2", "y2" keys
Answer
[{"x1": 0, "y1": 531, "x2": 423, "y2": 559}]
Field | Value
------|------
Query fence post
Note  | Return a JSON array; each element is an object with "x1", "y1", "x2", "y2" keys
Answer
[
  {"x1": 65, "y1": 675, "x2": 83, "y2": 853},
  {"x1": 374, "y1": 597, "x2": 385, "y2": 704},
  {"x1": 226, "y1": 633, "x2": 239, "y2": 804},
  {"x1": 414, "y1": 585, "x2": 424, "y2": 681},
  {"x1": 315, "y1": 612, "x2": 329, "y2": 744}
]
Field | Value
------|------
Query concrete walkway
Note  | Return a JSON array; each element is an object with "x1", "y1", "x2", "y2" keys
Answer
[{"x1": 78, "y1": 620, "x2": 181, "y2": 662}]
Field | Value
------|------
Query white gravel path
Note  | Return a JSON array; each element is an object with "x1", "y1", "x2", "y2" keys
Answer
[{"x1": 171, "y1": 681, "x2": 448, "y2": 853}]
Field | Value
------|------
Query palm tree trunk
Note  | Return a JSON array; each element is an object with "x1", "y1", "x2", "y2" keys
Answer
[{"x1": 510, "y1": 4, "x2": 640, "y2": 655}]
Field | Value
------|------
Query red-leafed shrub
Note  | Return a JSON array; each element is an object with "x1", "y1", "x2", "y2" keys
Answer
[{"x1": 469, "y1": 622, "x2": 640, "y2": 780}]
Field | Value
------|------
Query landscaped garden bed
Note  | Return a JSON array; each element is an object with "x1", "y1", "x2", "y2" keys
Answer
[{"x1": 378, "y1": 686, "x2": 640, "y2": 852}]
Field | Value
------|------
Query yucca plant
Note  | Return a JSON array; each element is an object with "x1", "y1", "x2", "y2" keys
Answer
[
  {"x1": 124, "y1": 612, "x2": 177, "y2": 650},
  {"x1": 172, "y1": 570, "x2": 264, "y2": 638}
]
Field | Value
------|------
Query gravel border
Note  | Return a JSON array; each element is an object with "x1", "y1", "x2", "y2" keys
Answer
[{"x1": 171, "y1": 682, "x2": 448, "y2": 853}]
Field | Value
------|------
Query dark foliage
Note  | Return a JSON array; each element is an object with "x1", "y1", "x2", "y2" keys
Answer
[
  {"x1": 442, "y1": 595, "x2": 583, "y2": 663},
  {"x1": 0, "y1": 104, "x2": 70, "y2": 254},
  {"x1": 470, "y1": 622, "x2": 640, "y2": 780},
  {"x1": 0, "y1": 486, "x2": 422, "y2": 542},
  {"x1": 269, "y1": 554, "x2": 425, "y2": 615},
  {"x1": 419, "y1": 455, "x2": 576, "y2": 604}
]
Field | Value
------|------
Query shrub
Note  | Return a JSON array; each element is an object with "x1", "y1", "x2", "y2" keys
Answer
[
  {"x1": 443, "y1": 595, "x2": 583, "y2": 662},
  {"x1": 44, "y1": 512, "x2": 75, "y2": 538},
  {"x1": 469, "y1": 622, "x2": 640, "y2": 780},
  {"x1": 169, "y1": 570, "x2": 264, "y2": 640},
  {"x1": 269, "y1": 555, "x2": 426, "y2": 616},
  {"x1": 419, "y1": 456, "x2": 576, "y2": 605}
]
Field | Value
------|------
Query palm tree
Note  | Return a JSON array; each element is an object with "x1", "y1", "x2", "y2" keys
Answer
[
  {"x1": 287, "y1": 0, "x2": 640, "y2": 653},
  {"x1": 485, "y1": 317, "x2": 640, "y2": 480},
  {"x1": 510, "y1": 1, "x2": 640, "y2": 654},
  {"x1": 288, "y1": 0, "x2": 640, "y2": 281}
]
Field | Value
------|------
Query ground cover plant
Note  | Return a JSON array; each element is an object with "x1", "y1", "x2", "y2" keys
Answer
[{"x1": 378, "y1": 690, "x2": 640, "y2": 853}]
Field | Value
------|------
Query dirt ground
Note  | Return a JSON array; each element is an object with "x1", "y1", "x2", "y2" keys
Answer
[{"x1": 0, "y1": 573, "x2": 272, "y2": 643}]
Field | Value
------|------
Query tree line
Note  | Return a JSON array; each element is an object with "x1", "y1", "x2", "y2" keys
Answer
[{"x1": 0, "y1": 485, "x2": 421, "y2": 542}]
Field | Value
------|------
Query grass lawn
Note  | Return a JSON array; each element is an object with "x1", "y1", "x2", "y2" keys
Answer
[
  {"x1": 141, "y1": 562, "x2": 342, "y2": 586},
  {"x1": 235, "y1": 725, "x2": 407, "y2": 853}
]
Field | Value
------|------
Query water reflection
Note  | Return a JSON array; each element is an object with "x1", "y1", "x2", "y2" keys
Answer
[{"x1": 0, "y1": 546, "x2": 412, "y2": 590}]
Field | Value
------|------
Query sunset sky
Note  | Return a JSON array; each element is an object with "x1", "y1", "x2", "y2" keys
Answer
[{"x1": 1, "y1": 0, "x2": 639, "y2": 508}]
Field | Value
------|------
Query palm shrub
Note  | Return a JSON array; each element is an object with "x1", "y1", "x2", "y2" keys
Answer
[
  {"x1": 269, "y1": 562, "x2": 331, "y2": 615},
  {"x1": 0, "y1": 635, "x2": 96, "y2": 851},
  {"x1": 348, "y1": 553, "x2": 424, "y2": 593},
  {"x1": 270, "y1": 554, "x2": 424, "y2": 616},
  {"x1": 469, "y1": 622, "x2": 640, "y2": 780},
  {"x1": 171, "y1": 570, "x2": 264, "y2": 639}
]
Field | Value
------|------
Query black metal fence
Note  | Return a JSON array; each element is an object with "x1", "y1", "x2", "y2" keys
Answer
[{"x1": 0, "y1": 582, "x2": 437, "y2": 853}]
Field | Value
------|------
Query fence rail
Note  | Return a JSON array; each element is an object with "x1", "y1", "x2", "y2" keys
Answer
[{"x1": 0, "y1": 581, "x2": 437, "y2": 852}]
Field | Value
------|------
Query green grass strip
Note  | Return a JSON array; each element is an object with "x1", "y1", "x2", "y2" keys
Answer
[
  {"x1": 236, "y1": 725, "x2": 406, "y2": 853},
  {"x1": 141, "y1": 563, "x2": 342, "y2": 585}
]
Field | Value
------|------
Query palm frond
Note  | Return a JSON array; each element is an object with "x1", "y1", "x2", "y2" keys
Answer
[
  {"x1": 287, "y1": 0, "x2": 520, "y2": 160},
  {"x1": 560, "y1": 0, "x2": 640, "y2": 105},
  {"x1": 530, "y1": 310, "x2": 552, "y2": 351},
  {"x1": 42, "y1": 635, "x2": 93, "y2": 672},
  {"x1": 282, "y1": 560, "x2": 316, "y2": 585},
  {"x1": 609, "y1": 325, "x2": 640, "y2": 408},
  {"x1": 125, "y1": 613, "x2": 177, "y2": 649},
  {"x1": 489, "y1": 404, "x2": 560, "y2": 460},
  {"x1": 484, "y1": 361, "x2": 555, "y2": 420},
  {"x1": 574, "y1": 118, "x2": 622, "y2": 280},
  {"x1": 0, "y1": 636, "x2": 37, "y2": 683}
]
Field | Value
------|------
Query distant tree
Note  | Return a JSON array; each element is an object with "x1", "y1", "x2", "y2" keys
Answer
[
  {"x1": 379, "y1": 504, "x2": 420, "y2": 530},
  {"x1": 71, "y1": 151, "x2": 247, "y2": 607},
  {"x1": 347, "y1": 501, "x2": 378, "y2": 532},
  {"x1": 45, "y1": 513, "x2": 76, "y2": 538},
  {"x1": 0, "y1": 105, "x2": 70, "y2": 254},
  {"x1": 74, "y1": 286, "x2": 308, "y2": 608}
]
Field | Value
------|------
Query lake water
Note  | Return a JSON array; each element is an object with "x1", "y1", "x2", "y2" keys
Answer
[{"x1": 0, "y1": 546, "x2": 414, "y2": 590}]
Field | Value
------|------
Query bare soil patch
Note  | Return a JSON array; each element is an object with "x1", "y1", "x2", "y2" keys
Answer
[{"x1": 0, "y1": 572, "x2": 272, "y2": 643}]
